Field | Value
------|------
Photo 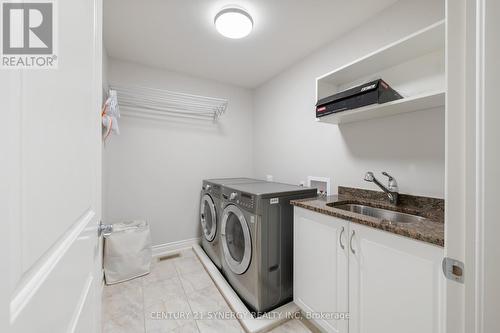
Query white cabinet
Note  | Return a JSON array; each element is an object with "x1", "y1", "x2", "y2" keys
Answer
[
  {"x1": 294, "y1": 207, "x2": 349, "y2": 333},
  {"x1": 293, "y1": 207, "x2": 444, "y2": 333},
  {"x1": 348, "y1": 223, "x2": 444, "y2": 333}
]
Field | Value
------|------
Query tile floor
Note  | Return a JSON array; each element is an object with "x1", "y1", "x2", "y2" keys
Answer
[{"x1": 102, "y1": 249, "x2": 313, "y2": 333}]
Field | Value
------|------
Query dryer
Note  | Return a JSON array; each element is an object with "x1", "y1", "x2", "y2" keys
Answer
[
  {"x1": 219, "y1": 182, "x2": 317, "y2": 314},
  {"x1": 200, "y1": 178, "x2": 263, "y2": 269}
]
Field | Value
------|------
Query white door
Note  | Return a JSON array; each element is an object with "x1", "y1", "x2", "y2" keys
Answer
[
  {"x1": 348, "y1": 223, "x2": 444, "y2": 333},
  {"x1": 293, "y1": 207, "x2": 349, "y2": 333},
  {"x1": 3, "y1": 0, "x2": 103, "y2": 332},
  {"x1": 1, "y1": 71, "x2": 18, "y2": 333}
]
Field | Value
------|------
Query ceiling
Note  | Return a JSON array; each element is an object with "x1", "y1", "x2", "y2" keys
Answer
[{"x1": 104, "y1": 0, "x2": 399, "y2": 88}]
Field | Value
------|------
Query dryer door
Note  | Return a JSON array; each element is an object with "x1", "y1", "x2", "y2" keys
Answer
[
  {"x1": 200, "y1": 194, "x2": 217, "y2": 242},
  {"x1": 221, "y1": 205, "x2": 252, "y2": 275}
]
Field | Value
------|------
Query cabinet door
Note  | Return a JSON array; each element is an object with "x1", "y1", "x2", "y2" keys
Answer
[
  {"x1": 348, "y1": 223, "x2": 444, "y2": 333},
  {"x1": 294, "y1": 207, "x2": 349, "y2": 333}
]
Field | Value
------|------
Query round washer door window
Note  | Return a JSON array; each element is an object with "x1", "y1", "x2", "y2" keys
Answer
[
  {"x1": 221, "y1": 205, "x2": 251, "y2": 275},
  {"x1": 200, "y1": 194, "x2": 217, "y2": 242}
]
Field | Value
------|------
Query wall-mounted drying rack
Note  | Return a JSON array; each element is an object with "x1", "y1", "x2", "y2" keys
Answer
[{"x1": 111, "y1": 85, "x2": 228, "y2": 121}]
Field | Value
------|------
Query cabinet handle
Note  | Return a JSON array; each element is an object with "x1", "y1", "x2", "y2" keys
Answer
[
  {"x1": 350, "y1": 230, "x2": 356, "y2": 254},
  {"x1": 339, "y1": 226, "x2": 345, "y2": 250}
]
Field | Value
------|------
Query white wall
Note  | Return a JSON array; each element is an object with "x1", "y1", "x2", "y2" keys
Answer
[
  {"x1": 104, "y1": 60, "x2": 254, "y2": 246},
  {"x1": 253, "y1": 0, "x2": 445, "y2": 198},
  {"x1": 104, "y1": 0, "x2": 446, "y2": 248}
]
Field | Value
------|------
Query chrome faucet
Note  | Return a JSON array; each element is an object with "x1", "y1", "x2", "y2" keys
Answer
[{"x1": 364, "y1": 171, "x2": 399, "y2": 204}]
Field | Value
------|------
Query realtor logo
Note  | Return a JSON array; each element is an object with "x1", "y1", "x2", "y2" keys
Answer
[{"x1": 1, "y1": 0, "x2": 57, "y2": 68}]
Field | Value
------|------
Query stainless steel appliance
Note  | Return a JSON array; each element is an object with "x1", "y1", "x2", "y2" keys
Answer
[
  {"x1": 200, "y1": 178, "x2": 263, "y2": 269},
  {"x1": 219, "y1": 182, "x2": 317, "y2": 313}
]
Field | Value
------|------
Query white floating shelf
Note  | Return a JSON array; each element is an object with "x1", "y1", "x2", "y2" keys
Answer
[
  {"x1": 317, "y1": 91, "x2": 445, "y2": 125},
  {"x1": 316, "y1": 20, "x2": 445, "y2": 125}
]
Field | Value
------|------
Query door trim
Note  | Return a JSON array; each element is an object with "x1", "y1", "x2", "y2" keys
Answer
[
  {"x1": 10, "y1": 209, "x2": 96, "y2": 322},
  {"x1": 447, "y1": 0, "x2": 500, "y2": 331},
  {"x1": 473, "y1": 0, "x2": 500, "y2": 331},
  {"x1": 445, "y1": 0, "x2": 468, "y2": 331}
]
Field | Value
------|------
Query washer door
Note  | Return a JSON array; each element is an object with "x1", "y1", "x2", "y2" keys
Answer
[
  {"x1": 221, "y1": 205, "x2": 252, "y2": 275},
  {"x1": 200, "y1": 194, "x2": 217, "y2": 242}
]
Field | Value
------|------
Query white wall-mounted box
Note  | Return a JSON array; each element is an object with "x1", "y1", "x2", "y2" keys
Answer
[{"x1": 307, "y1": 176, "x2": 331, "y2": 196}]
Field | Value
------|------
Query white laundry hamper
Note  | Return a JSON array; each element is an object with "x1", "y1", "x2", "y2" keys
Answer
[{"x1": 103, "y1": 220, "x2": 152, "y2": 285}]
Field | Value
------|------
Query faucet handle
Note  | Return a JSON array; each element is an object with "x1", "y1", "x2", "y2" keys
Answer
[
  {"x1": 364, "y1": 171, "x2": 375, "y2": 182},
  {"x1": 381, "y1": 172, "x2": 398, "y2": 191},
  {"x1": 381, "y1": 171, "x2": 393, "y2": 181}
]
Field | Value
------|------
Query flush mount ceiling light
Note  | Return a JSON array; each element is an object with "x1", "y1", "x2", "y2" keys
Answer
[{"x1": 214, "y1": 7, "x2": 253, "y2": 39}]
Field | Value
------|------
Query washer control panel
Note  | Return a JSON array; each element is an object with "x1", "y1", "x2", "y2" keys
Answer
[
  {"x1": 222, "y1": 187, "x2": 255, "y2": 212},
  {"x1": 237, "y1": 192, "x2": 255, "y2": 210}
]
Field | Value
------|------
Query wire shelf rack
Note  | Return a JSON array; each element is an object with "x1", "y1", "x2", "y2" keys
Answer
[{"x1": 111, "y1": 85, "x2": 228, "y2": 122}]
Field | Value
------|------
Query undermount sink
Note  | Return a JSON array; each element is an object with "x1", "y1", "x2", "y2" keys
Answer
[{"x1": 329, "y1": 203, "x2": 427, "y2": 224}]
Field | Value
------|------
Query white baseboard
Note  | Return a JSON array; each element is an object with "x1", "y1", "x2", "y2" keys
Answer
[{"x1": 152, "y1": 237, "x2": 201, "y2": 257}]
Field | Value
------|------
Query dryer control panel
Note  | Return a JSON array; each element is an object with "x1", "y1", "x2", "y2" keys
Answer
[{"x1": 202, "y1": 181, "x2": 222, "y2": 198}]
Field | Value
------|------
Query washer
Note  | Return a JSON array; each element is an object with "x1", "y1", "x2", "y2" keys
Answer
[
  {"x1": 219, "y1": 182, "x2": 317, "y2": 314},
  {"x1": 200, "y1": 178, "x2": 264, "y2": 269}
]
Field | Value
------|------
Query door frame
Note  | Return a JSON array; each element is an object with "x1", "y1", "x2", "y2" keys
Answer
[
  {"x1": 446, "y1": 0, "x2": 500, "y2": 332},
  {"x1": 445, "y1": 1, "x2": 468, "y2": 329},
  {"x1": 472, "y1": 0, "x2": 500, "y2": 331}
]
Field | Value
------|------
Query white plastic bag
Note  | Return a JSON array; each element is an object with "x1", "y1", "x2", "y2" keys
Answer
[
  {"x1": 103, "y1": 220, "x2": 152, "y2": 285},
  {"x1": 102, "y1": 89, "x2": 120, "y2": 143}
]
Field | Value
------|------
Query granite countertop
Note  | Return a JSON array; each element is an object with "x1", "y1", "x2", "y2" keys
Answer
[{"x1": 291, "y1": 186, "x2": 445, "y2": 247}]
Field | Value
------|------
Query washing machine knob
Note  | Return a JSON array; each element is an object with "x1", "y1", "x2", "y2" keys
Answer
[
  {"x1": 204, "y1": 184, "x2": 211, "y2": 191},
  {"x1": 229, "y1": 192, "x2": 238, "y2": 201}
]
